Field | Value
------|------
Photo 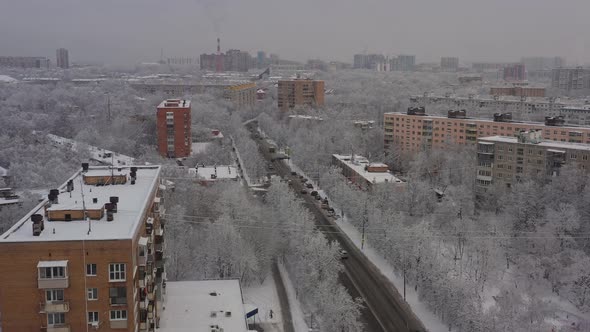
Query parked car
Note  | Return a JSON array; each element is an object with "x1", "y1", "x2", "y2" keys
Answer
[
  {"x1": 310, "y1": 191, "x2": 318, "y2": 196},
  {"x1": 306, "y1": 183, "x2": 313, "y2": 189},
  {"x1": 339, "y1": 249, "x2": 349, "y2": 259},
  {"x1": 315, "y1": 195, "x2": 322, "y2": 201},
  {"x1": 300, "y1": 189, "x2": 308, "y2": 194},
  {"x1": 268, "y1": 164, "x2": 275, "y2": 170},
  {"x1": 301, "y1": 178, "x2": 308, "y2": 183},
  {"x1": 291, "y1": 171, "x2": 297, "y2": 176}
]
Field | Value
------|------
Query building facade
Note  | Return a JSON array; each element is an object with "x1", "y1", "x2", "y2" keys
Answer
[
  {"x1": 521, "y1": 56, "x2": 565, "y2": 71},
  {"x1": 199, "y1": 50, "x2": 251, "y2": 72},
  {"x1": 56, "y1": 49, "x2": 69, "y2": 69},
  {"x1": 384, "y1": 109, "x2": 590, "y2": 152},
  {"x1": 222, "y1": 82, "x2": 257, "y2": 109},
  {"x1": 277, "y1": 79, "x2": 325, "y2": 110},
  {"x1": 156, "y1": 99, "x2": 191, "y2": 158},
  {"x1": 0, "y1": 165, "x2": 166, "y2": 332},
  {"x1": 490, "y1": 86, "x2": 545, "y2": 97},
  {"x1": 476, "y1": 131, "x2": 590, "y2": 191},
  {"x1": 551, "y1": 67, "x2": 590, "y2": 91},
  {"x1": 503, "y1": 63, "x2": 526, "y2": 81},
  {"x1": 0, "y1": 56, "x2": 50, "y2": 68},
  {"x1": 440, "y1": 57, "x2": 459, "y2": 71}
]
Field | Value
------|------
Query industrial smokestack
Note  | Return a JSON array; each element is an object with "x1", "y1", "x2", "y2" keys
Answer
[{"x1": 216, "y1": 37, "x2": 222, "y2": 72}]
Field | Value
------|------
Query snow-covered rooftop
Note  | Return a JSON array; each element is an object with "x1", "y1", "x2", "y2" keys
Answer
[
  {"x1": 0, "y1": 75, "x2": 17, "y2": 83},
  {"x1": 157, "y1": 99, "x2": 191, "y2": 108},
  {"x1": 333, "y1": 154, "x2": 404, "y2": 185},
  {"x1": 189, "y1": 166, "x2": 239, "y2": 181},
  {"x1": 0, "y1": 166, "x2": 7, "y2": 177},
  {"x1": 158, "y1": 280, "x2": 250, "y2": 332},
  {"x1": 47, "y1": 134, "x2": 135, "y2": 166},
  {"x1": 479, "y1": 136, "x2": 590, "y2": 151},
  {"x1": 0, "y1": 165, "x2": 161, "y2": 242}
]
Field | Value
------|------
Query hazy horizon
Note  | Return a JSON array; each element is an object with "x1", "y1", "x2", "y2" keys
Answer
[{"x1": 1, "y1": 0, "x2": 589, "y2": 66}]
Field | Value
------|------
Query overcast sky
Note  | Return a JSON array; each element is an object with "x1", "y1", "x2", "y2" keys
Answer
[{"x1": 1, "y1": 0, "x2": 589, "y2": 66}]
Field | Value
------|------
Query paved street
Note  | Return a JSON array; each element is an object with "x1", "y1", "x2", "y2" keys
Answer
[{"x1": 248, "y1": 123, "x2": 426, "y2": 332}]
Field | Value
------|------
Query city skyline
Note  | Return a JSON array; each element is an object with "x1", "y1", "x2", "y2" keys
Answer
[{"x1": 1, "y1": 0, "x2": 589, "y2": 66}]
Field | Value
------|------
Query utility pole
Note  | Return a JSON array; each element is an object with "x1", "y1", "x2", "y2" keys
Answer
[
  {"x1": 361, "y1": 200, "x2": 368, "y2": 250},
  {"x1": 107, "y1": 94, "x2": 111, "y2": 122}
]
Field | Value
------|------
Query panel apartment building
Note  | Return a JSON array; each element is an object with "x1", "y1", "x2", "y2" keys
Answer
[
  {"x1": 0, "y1": 165, "x2": 166, "y2": 332},
  {"x1": 476, "y1": 130, "x2": 590, "y2": 191},
  {"x1": 384, "y1": 108, "x2": 590, "y2": 152},
  {"x1": 277, "y1": 79, "x2": 325, "y2": 110},
  {"x1": 156, "y1": 99, "x2": 191, "y2": 158}
]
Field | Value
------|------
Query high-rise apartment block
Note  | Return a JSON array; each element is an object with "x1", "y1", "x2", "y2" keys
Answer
[
  {"x1": 0, "y1": 56, "x2": 50, "y2": 68},
  {"x1": 56, "y1": 48, "x2": 69, "y2": 69},
  {"x1": 384, "y1": 109, "x2": 590, "y2": 152},
  {"x1": 521, "y1": 56, "x2": 565, "y2": 71},
  {"x1": 503, "y1": 63, "x2": 526, "y2": 81},
  {"x1": 277, "y1": 79, "x2": 325, "y2": 110},
  {"x1": 199, "y1": 49, "x2": 252, "y2": 72},
  {"x1": 476, "y1": 131, "x2": 590, "y2": 191},
  {"x1": 490, "y1": 86, "x2": 545, "y2": 97},
  {"x1": 440, "y1": 57, "x2": 459, "y2": 71},
  {"x1": 551, "y1": 67, "x2": 590, "y2": 91},
  {"x1": 0, "y1": 165, "x2": 166, "y2": 332},
  {"x1": 156, "y1": 99, "x2": 191, "y2": 158}
]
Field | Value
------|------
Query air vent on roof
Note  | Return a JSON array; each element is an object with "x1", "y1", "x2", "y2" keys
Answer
[
  {"x1": 82, "y1": 163, "x2": 89, "y2": 172},
  {"x1": 66, "y1": 179, "x2": 74, "y2": 192},
  {"x1": 31, "y1": 214, "x2": 44, "y2": 236},
  {"x1": 225, "y1": 311, "x2": 231, "y2": 317},
  {"x1": 210, "y1": 312, "x2": 217, "y2": 318},
  {"x1": 209, "y1": 292, "x2": 218, "y2": 296}
]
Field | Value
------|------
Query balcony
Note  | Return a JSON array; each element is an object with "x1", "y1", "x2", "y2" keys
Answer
[
  {"x1": 38, "y1": 278, "x2": 69, "y2": 289},
  {"x1": 40, "y1": 301, "x2": 70, "y2": 313},
  {"x1": 45, "y1": 324, "x2": 70, "y2": 332}
]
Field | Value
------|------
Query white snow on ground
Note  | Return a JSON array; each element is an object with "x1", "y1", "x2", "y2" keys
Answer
[
  {"x1": 278, "y1": 262, "x2": 309, "y2": 332},
  {"x1": 191, "y1": 142, "x2": 211, "y2": 155},
  {"x1": 243, "y1": 274, "x2": 283, "y2": 332},
  {"x1": 283, "y1": 159, "x2": 448, "y2": 332}
]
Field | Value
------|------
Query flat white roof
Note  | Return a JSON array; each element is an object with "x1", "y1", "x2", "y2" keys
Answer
[
  {"x1": 479, "y1": 136, "x2": 590, "y2": 152},
  {"x1": 37, "y1": 260, "x2": 68, "y2": 268},
  {"x1": 333, "y1": 154, "x2": 404, "y2": 184},
  {"x1": 158, "y1": 280, "x2": 248, "y2": 332},
  {"x1": 189, "y1": 166, "x2": 239, "y2": 180},
  {"x1": 157, "y1": 99, "x2": 191, "y2": 108},
  {"x1": 0, "y1": 165, "x2": 161, "y2": 242}
]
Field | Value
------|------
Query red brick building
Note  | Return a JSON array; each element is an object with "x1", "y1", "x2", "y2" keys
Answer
[
  {"x1": 0, "y1": 165, "x2": 166, "y2": 332},
  {"x1": 156, "y1": 99, "x2": 191, "y2": 158}
]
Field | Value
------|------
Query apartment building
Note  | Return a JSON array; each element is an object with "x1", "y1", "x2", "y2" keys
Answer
[
  {"x1": 558, "y1": 105, "x2": 590, "y2": 126},
  {"x1": 0, "y1": 165, "x2": 166, "y2": 332},
  {"x1": 490, "y1": 86, "x2": 545, "y2": 98},
  {"x1": 521, "y1": 56, "x2": 565, "y2": 71},
  {"x1": 476, "y1": 131, "x2": 590, "y2": 191},
  {"x1": 503, "y1": 63, "x2": 526, "y2": 81},
  {"x1": 0, "y1": 56, "x2": 50, "y2": 68},
  {"x1": 384, "y1": 109, "x2": 590, "y2": 152},
  {"x1": 277, "y1": 79, "x2": 325, "y2": 110},
  {"x1": 410, "y1": 93, "x2": 569, "y2": 115},
  {"x1": 156, "y1": 99, "x2": 191, "y2": 158},
  {"x1": 222, "y1": 82, "x2": 257, "y2": 109},
  {"x1": 551, "y1": 67, "x2": 590, "y2": 91},
  {"x1": 56, "y1": 48, "x2": 69, "y2": 69},
  {"x1": 440, "y1": 57, "x2": 459, "y2": 71}
]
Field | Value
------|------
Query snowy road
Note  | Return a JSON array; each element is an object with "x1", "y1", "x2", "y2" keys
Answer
[{"x1": 248, "y1": 122, "x2": 426, "y2": 332}]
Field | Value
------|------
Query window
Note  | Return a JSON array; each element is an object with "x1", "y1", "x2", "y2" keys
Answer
[
  {"x1": 40, "y1": 267, "x2": 65, "y2": 279},
  {"x1": 86, "y1": 264, "x2": 97, "y2": 276},
  {"x1": 110, "y1": 310, "x2": 127, "y2": 321},
  {"x1": 109, "y1": 287, "x2": 127, "y2": 305},
  {"x1": 48, "y1": 313, "x2": 65, "y2": 325},
  {"x1": 88, "y1": 312, "x2": 99, "y2": 324},
  {"x1": 88, "y1": 288, "x2": 98, "y2": 300},
  {"x1": 571, "y1": 154, "x2": 577, "y2": 159},
  {"x1": 46, "y1": 289, "x2": 64, "y2": 302},
  {"x1": 109, "y1": 263, "x2": 126, "y2": 281}
]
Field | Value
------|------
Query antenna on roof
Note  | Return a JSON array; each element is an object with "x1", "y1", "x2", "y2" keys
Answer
[{"x1": 79, "y1": 175, "x2": 91, "y2": 235}]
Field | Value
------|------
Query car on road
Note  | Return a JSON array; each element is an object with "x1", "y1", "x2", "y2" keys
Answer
[
  {"x1": 300, "y1": 189, "x2": 308, "y2": 194},
  {"x1": 339, "y1": 249, "x2": 349, "y2": 259},
  {"x1": 315, "y1": 195, "x2": 322, "y2": 201},
  {"x1": 310, "y1": 191, "x2": 318, "y2": 196},
  {"x1": 301, "y1": 178, "x2": 308, "y2": 183},
  {"x1": 306, "y1": 183, "x2": 313, "y2": 189},
  {"x1": 291, "y1": 171, "x2": 297, "y2": 176}
]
